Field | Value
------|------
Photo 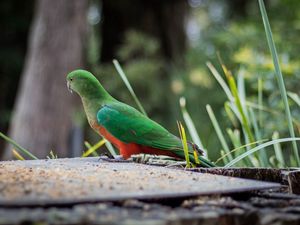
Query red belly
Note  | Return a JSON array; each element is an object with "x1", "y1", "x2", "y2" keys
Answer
[{"x1": 93, "y1": 124, "x2": 178, "y2": 159}]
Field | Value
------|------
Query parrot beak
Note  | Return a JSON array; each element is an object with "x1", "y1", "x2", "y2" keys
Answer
[{"x1": 67, "y1": 81, "x2": 73, "y2": 93}]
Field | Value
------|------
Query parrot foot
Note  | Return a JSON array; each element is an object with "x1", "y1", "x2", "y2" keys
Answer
[{"x1": 98, "y1": 155, "x2": 132, "y2": 163}]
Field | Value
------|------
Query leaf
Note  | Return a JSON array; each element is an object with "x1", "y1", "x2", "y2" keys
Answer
[
  {"x1": 0, "y1": 132, "x2": 38, "y2": 160},
  {"x1": 177, "y1": 121, "x2": 191, "y2": 168},
  {"x1": 179, "y1": 97, "x2": 206, "y2": 156},
  {"x1": 113, "y1": 59, "x2": 148, "y2": 116},
  {"x1": 225, "y1": 137, "x2": 300, "y2": 167},
  {"x1": 82, "y1": 139, "x2": 106, "y2": 157},
  {"x1": 259, "y1": 0, "x2": 299, "y2": 165}
]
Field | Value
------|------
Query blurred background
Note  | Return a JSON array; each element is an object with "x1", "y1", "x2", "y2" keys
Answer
[{"x1": 1, "y1": 0, "x2": 300, "y2": 162}]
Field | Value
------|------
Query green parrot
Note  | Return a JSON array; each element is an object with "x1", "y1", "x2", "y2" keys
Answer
[{"x1": 67, "y1": 69, "x2": 215, "y2": 167}]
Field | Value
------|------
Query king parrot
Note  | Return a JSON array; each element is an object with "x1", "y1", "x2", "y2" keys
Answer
[{"x1": 66, "y1": 70, "x2": 215, "y2": 167}]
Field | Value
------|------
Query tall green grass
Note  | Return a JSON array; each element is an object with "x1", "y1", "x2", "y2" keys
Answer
[
  {"x1": 178, "y1": 0, "x2": 300, "y2": 168},
  {"x1": 258, "y1": 0, "x2": 299, "y2": 165},
  {"x1": 225, "y1": 138, "x2": 300, "y2": 167},
  {"x1": 204, "y1": 57, "x2": 300, "y2": 167}
]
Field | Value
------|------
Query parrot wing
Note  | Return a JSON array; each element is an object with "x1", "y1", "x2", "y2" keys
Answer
[{"x1": 97, "y1": 103, "x2": 195, "y2": 154}]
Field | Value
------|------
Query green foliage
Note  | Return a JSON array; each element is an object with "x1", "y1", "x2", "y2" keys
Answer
[
  {"x1": 171, "y1": 1, "x2": 300, "y2": 168},
  {"x1": 205, "y1": 58, "x2": 300, "y2": 167},
  {"x1": 117, "y1": 30, "x2": 159, "y2": 60}
]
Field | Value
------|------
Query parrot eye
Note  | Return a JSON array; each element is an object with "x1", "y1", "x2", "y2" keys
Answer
[{"x1": 70, "y1": 78, "x2": 73, "y2": 81}]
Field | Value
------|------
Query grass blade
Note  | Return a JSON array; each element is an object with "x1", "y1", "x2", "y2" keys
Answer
[
  {"x1": 287, "y1": 92, "x2": 300, "y2": 134},
  {"x1": 206, "y1": 62, "x2": 234, "y2": 101},
  {"x1": 222, "y1": 65, "x2": 255, "y2": 144},
  {"x1": 12, "y1": 149, "x2": 25, "y2": 160},
  {"x1": 206, "y1": 104, "x2": 233, "y2": 161},
  {"x1": 224, "y1": 102, "x2": 238, "y2": 128},
  {"x1": 225, "y1": 137, "x2": 300, "y2": 167},
  {"x1": 104, "y1": 140, "x2": 118, "y2": 156},
  {"x1": 179, "y1": 97, "x2": 206, "y2": 156},
  {"x1": 215, "y1": 138, "x2": 268, "y2": 165},
  {"x1": 84, "y1": 141, "x2": 99, "y2": 157},
  {"x1": 272, "y1": 131, "x2": 285, "y2": 168},
  {"x1": 177, "y1": 121, "x2": 191, "y2": 168},
  {"x1": 0, "y1": 132, "x2": 38, "y2": 160},
  {"x1": 249, "y1": 108, "x2": 268, "y2": 167},
  {"x1": 247, "y1": 101, "x2": 300, "y2": 130},
  {"x1": 237, "y1": 69, "x2": 250, "y2": 121},
  {"x1": 258, "y1": 77, "x2": 263, "y2": 127},
  {"x1": 288, "y1": 92, "x2": 300, "y2": 107},
  {"x1": 47, "y1": 150, "x2": 58, "y2": 159},
  {"x1": 113, "y1": 59, "x2": 148, "y2": 116},
  {"x1": 228, "y1": 102, "x2": 241, "y2": 122},
  {"x1": 220, "y1": 150, "x2": 229, "y2": 165},
  {"x1": 226, "y1": 128, "x2": 241, "y2": 150},
  {"x1": 259, "y1": 0, "x2": 299, "y2": 165},
  {"x1": 222, "y1": 66, "x2": 257, "y2": 168},
  {"x1": 82, "y1": 139, "x2": 106, "y2": 157}
]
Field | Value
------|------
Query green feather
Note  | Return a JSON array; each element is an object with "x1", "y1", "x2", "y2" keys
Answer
[
  {"x1": 97, "y1": 103, "x2": 183, "y2": 150},
  {"x1": 97, "y1": 103, "x2": 215, "y2": 167}
]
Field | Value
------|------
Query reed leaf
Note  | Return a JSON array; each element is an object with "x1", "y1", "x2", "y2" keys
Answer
[
  {"x1": 225, "y1": 137, "x2": 300, "y2": 167},
  {"x1": 0, "y1": 132, "x2": 38, "y2": 160},
  {"x1": 259, "y1": 0, "x2": 299, "y2": 165},
  {"x1": 82, "y1": 139, "x2": 106, "y2": 157},
  {"x1": 113, "y1": 59, "x2": 147, "y2": 116},
  {"x1": 179, "y1": 97, "x2": 206, "y2": 156}
]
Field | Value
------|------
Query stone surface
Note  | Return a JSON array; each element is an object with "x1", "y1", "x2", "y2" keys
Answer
[
  {"x1": 0, "y1": 157, "x2": 279, "y2": 206},
  {"x1": 1, "y1": 157, "x2": 297, "y2": 225}
]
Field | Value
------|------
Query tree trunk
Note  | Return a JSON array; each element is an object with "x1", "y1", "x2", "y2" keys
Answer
[{"x1": 4, "y1": 0, "x2": 88, "y2": 159}]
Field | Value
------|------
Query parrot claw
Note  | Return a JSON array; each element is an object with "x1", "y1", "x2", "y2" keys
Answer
[{"x1": 98, "y1": 155, "x2": 132, "y2": 163}]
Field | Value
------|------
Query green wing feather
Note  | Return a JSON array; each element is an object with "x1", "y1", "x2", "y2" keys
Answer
[
  {"x1": 97, "y1": 103, "x2": 184, "y2": 150},
  {"x1": 97, "y1": 102, "x2": 214, "y2": 167}
]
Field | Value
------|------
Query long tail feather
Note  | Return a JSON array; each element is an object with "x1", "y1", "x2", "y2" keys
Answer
[{"x1": 189, "y1": 153, "x2": 216, "y2": 167}]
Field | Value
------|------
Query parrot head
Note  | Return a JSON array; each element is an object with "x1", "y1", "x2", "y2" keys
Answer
[{"x1": 66, "y1": 69, "x2": 100, "y2": 96}]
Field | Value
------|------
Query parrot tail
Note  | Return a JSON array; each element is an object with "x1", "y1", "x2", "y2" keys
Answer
[
  {"x1": 188, "y1": 150, "x2": 216, "y2": 167},
  {"x1": 187, "y1": 141, "x2": 204, "y2": 156},
  {"x1": 176, "y1": 149, "x2": 216, "y2": 167},
  {"x1": 187, "y1": 142, "x2": 215, "y2": 167}
]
